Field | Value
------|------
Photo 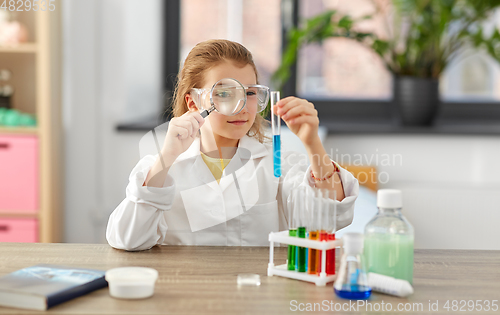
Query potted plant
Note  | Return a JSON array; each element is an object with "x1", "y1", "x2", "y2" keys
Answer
[{"x1": 272, "y1": 0, "x2": 500, "y2": 126}]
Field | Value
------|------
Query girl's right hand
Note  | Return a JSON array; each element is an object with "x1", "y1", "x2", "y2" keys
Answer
[{"x1": 162, "y1": 111, "x2": 204, "y2": 158}]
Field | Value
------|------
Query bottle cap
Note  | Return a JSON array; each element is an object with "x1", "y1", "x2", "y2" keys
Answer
[
  {"x1": 342, "y1": 232, "x2": 364, "y2": 255},
  {"x1": 377, "y1": 189, "x2": 402, "y2": 209}
]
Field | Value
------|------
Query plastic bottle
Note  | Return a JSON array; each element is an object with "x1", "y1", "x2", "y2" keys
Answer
[{"x1": 364, "y1": 189, "x2": 414, "y2": 284}]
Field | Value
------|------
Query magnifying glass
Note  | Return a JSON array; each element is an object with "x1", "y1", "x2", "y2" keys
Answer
[{"x1": 191, "y1": 78, "x2": 247, "y2": 118}]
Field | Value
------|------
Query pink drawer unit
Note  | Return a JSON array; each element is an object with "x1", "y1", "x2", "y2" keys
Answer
[
  {"x1": 0, "y1": 218, "x2": 38, "y2": 242},
  {"x1": 0, "y1": 135, "x2": 39, "y2": 212}
]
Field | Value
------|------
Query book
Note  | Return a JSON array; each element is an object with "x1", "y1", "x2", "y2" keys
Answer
[{"x1": 0, "y1": 264, "x2": 108, "y2": 311}]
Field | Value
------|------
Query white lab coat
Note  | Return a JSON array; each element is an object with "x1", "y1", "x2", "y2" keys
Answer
[{"x1": 106, "y1": 135, "x2": 359, "y2": 250}]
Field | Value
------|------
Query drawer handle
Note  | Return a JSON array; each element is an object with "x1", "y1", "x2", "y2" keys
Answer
[
  {"x1": 0, "y1": 225, "x2": 10, "y2": 232},
  {"x1": 0, "y1": 143, "x2": 9, "y2": 149}
]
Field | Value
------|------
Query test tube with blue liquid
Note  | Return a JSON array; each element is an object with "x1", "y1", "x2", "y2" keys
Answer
[{"x1": 271, "y1": 91, "x2": 281, "y2": 177}]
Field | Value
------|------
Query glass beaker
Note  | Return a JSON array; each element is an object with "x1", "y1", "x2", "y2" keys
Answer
[{"x1": 334, "y1": 233, "x2": 371, "y2": 300}]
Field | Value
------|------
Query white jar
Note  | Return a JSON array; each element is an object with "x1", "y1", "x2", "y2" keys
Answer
[{"x1": 105, "y1": 267, "x2": 159, "y2": 299}]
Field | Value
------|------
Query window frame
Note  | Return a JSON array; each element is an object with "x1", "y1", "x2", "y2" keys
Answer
[
  {"x1": 162, "y1": 0, "x2": 181, "y2": 122},
  {"x1": 144, "y1": 0, "x2": 500, "y2": 134},
  {"x1": 280, "y1": 0, "x2": 500, "y2": 124}
]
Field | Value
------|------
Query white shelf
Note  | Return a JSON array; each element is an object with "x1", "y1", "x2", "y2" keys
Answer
[
  {"x1": 0, "y1": 43, "x2": 37, "y2": 53},
  {"x1": 0, "y1": 11, "x2": 63, "y2": 242},
  {"x1": 0, "y1": 211, "x2": 38, "y2": 219},
  {"x1": 0, "y1": 126, "x2": 38, "y2": 135}
]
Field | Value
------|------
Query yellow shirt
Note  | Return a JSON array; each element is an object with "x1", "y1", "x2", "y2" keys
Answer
[{"x1": 200, "y1": 152, "x2": 231, "y2": 184}]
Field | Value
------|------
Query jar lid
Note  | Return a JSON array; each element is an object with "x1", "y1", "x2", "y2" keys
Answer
[
  {"x1": 105, "y1": 267, "x2": 158, "y2": 283},
  {"x1": 377, "y1": 189, "x2": 402, "y2": 209}
]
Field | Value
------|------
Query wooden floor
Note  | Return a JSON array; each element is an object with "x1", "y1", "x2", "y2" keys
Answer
[{"x1": 0, "y1": 243, "x2": 499, "y2": 314}]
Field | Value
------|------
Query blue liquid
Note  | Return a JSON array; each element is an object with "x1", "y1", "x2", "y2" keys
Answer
[
  {"x1": 334, "y1": 285, "x2": 372, "y2": 300},
  {"x1": 295, "y1": 242, "x2": 299, "y2": 270},
  {"x1": 305, "y1": 247, "x2": 308, "y2": 272},
  {"x1": 305, "y1": 232, "x2": 308, "y2": 272},
  {"x1": 273, "y1": 135, "x2": 281, "y2": 177}
]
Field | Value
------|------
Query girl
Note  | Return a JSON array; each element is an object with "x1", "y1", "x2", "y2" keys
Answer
[{"x1": 106, "y1": 39, "x2": 359, "y2": 250}]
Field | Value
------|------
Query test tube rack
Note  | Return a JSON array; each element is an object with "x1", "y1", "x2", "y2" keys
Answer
[{"x1": 267, "y1": 230, "x2": 343, "y2": 286}]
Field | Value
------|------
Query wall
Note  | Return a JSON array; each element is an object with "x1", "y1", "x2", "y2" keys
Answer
[
  {"x1": 324, "y1": 135, "x2": 500, "y2": 250},
  {"x1": 62, "y1": 0, "x2": 500, "y2": 249},
  {"x1": 62, "y1": 0, "x2": 163, "y2": 243}
]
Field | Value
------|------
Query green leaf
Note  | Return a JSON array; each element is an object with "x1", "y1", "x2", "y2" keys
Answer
[{"x1": 338, "y1": 16, "x2": 353, "y2": 29}]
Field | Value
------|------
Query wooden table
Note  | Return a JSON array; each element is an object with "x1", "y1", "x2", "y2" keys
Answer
[{"x1": 0, "y1": 243, "x2": 499, "y2": 314}]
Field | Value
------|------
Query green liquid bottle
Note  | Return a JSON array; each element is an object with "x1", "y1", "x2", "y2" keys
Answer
[{"x1": 364, "y1": 189, "x2": 414, "y2": 284}]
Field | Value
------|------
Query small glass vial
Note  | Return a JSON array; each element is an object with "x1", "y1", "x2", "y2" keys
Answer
[
  {"x1": 364, "y1": 189, "x2": 414, "y2": 284},
  {"x1": 334, "y1": 233, "x2": 371, "y2": 300}
]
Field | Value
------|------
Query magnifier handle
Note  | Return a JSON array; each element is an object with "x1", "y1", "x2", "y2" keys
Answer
[
  {"x1": 200, "y1": 105, "x2": 216, "y2": 118},
  {"x1": 200, "y1": 109, "x2": 209, "y2": 118}
]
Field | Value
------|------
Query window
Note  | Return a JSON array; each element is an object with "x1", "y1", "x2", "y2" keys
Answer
[
  {"x1": 180, "y1": 0, "x2": 282, "y2": 87},
  {"x1": 441, "y1": 8, "x2": 500, "y2": 101},
  {"x1": 297, "y1": 0, "x2": 500, "y2": 103},
  {"x1": 152, "y1": 0, "x2": 500, "y2": 131},
  {"x1": 441, "y1": 50, "x2": 500, "y2": 101},
  {"x1": 297, "y1": 0, "x2": 392, "y2": 100}
]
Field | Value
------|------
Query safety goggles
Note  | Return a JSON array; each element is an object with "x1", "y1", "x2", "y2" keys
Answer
[{"x1": 190, "y1": 78, "x2": 270, "y2": 117}]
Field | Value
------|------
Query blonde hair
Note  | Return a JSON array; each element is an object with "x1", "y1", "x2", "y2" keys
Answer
[{"x1": 170, "y1": 39, "x2": 270, "y2": 143}]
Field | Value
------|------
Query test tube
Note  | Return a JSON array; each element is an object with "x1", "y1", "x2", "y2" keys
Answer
[
  {"x1": 308, "y1": 188, "x2": 320, "y2": 275},
  {"x1": 326, "y1": 190, "x2": 337, "y2": 275},
  {"x1": 287, "y1": 188, "x2": 298, "y2": 271},
  {"x1": 287, "y1": 230, "x2": 297, "y2": 270},
  {"x1": 271, "y1": 91, "x2": 281, "y2": 177},
  {"x1": 296, "y1": 186, "x2": 308, "y2": 272},
  {"x1": 316, "y1": 189, "x2": 329, "y2": 276},
  {"x1": 297, "y1": 227, "x2": 307, "y2": 272}
]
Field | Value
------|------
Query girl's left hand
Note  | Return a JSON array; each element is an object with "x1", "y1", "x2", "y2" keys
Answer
[{"x1": 273, "y1": 96, "x2": 320, "y2": 146}]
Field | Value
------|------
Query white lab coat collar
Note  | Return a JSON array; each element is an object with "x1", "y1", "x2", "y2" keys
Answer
[
  {"x1": 176, "y1": 134, "x2": 270, "y2": 193},
  {"x1": 180, "y1": 134, "x2": 270, "y2": 160}
]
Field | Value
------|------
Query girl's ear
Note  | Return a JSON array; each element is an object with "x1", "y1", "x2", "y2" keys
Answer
[{"x1": 185, "y1": 93, "x2": 198, "y2": 112}]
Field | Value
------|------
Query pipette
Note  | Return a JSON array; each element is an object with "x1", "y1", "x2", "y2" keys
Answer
[{"x1": 271, "y1": 91, "x2": 281, "y2": 177}]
